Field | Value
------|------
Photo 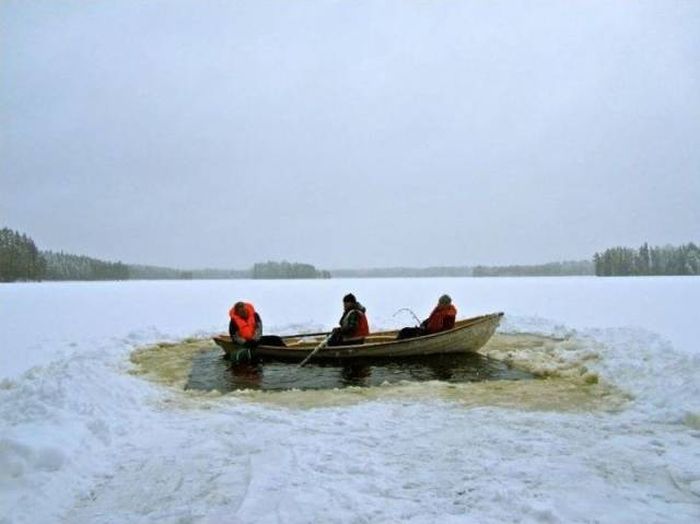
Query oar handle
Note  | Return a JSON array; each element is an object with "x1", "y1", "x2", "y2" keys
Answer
[{"x1": 299, "y1": 334, "x2": 332, "y2": 367}]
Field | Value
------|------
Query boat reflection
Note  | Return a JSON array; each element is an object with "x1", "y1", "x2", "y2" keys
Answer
[
  {"x1": 228, "y1": 362, "x2": 263, "y2": 389},
  {"x1": 340, "y1": 363, "x2": 372, "y2": 387}
]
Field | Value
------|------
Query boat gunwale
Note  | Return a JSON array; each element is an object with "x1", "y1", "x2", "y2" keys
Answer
[{"x1": 212, "y1": 312, "x2": 504, "y2": 353}]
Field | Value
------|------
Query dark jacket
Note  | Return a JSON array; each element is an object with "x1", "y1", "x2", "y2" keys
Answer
[
  {"x1": 339, "y1": 303, "x2": 367, "y2": 336},
  {"x1": 328, "y1": 303, "x2": 369, "y2": 347}
]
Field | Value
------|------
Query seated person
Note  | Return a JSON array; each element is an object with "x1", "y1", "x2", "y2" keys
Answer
[
  {"x1": 397, "y1": 294, "x2": 457, "y2": 340},
  {"x1": 327, "y1": 293, "x2": 370, "y2": 346},
  {"x1": 229, "y1": 301, "x2": 262, "y2": 347},
  {"x1": 228, "y1": 301, "x2": 262, "y2": 363},
  {"x1": 229, "y1": 299, "x2": 286, "y2": 341}
]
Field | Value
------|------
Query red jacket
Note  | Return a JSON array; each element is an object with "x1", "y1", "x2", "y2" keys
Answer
[{"x1": 424, "y1": 304, "x2": 457, "y2": 334}]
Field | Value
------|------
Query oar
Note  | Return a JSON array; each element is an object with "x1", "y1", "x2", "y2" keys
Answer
[
  {"x1": 284, "y1": 330, "x2": 331, "y2": 339},
  {"x1": 299, "y1": 333, "x2": 332, "y2": 367}
]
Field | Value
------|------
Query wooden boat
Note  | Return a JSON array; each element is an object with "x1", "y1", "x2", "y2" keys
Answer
[{"x1": 212, "y1": 312, "x2": 504, "y2": 362}]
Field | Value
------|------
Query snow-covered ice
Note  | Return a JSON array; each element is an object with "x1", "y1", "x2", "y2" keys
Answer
[{"x1": 1, "y1": 277, "x2": 699, "y2": 523}]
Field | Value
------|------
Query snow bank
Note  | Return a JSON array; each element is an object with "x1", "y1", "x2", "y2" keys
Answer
[{"x1": 1, "y1": 277, "x2": 699, "y2": 523}]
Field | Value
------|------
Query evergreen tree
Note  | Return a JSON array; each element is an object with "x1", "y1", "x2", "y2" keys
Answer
[
  {"x1": 637, "y1": 243, "x2": 651, "y2": 275},
  {"x1": 594, "y1": 242, "x2": 700, "y2": 276},
  {"x1": 251, "y1": 260, "x2": 327, "y2": 279},
  {"x1": 0, "y1": 228, "x2": 47, "y2": 281}
]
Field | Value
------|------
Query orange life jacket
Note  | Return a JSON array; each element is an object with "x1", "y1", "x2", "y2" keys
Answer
[
  {"x1": 229, "y1": 302, "x2": 258, "y2": 341},
  {"x1": 425, "y1": 304, "x2": 457, "y2": 334}
]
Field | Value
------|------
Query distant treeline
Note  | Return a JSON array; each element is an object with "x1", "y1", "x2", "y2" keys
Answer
[
  {"x1": 594, "y1": 243, "x2": 700, "y2": 276},
  {"x1": 332, "y1": 261, "x2": 594, "y2": 278},
  {"x1": 0, "y1": 226, "x2": 328, "y2": 282},
  {"x1": 252, "y1": 261, "x2": 330, "y2": 279},
  {"x1": 0, "y1": 228, "x2": 130, "y2": 282},
  {"x1": 331, "y1": 266, "x2": 473, "y2": 278},
  {"x1": 473, "y1": 260, "x2": 594, "y2": 277},
  {"x1": 127, "y1": 265, "x2": 249, "y2": 280},
  {"x1": 129, "y1": 262, "x2": 327, "y2": 280},
  {"x1": 43, "y1": 251, "x2": 129, "y2": 280},
  {"x1": 5, "y1": 226, "x2": 697, "y2": 282}
]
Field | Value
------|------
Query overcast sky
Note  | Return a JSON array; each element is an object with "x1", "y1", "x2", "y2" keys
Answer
[{"x1": 2, "y1": 0, "x2": 699, "y2": 269}]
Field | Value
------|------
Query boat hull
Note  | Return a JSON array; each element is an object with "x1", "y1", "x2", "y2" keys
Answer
[{"x1": 213, "y1": 312, "x2": 503, "y2": 362}]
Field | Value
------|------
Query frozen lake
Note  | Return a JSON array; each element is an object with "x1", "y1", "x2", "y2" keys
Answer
[{"x1": 2, "y1": 277, "x2": 700, "y2": 523}]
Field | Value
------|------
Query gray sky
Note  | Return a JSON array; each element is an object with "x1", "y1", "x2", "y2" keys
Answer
[{"x1": 2, "y1": 0, "x2": 699, "y2": 269}]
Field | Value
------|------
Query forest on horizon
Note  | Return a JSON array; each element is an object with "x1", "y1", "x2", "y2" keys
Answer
[{"x1": 1, "y1": 226, "x2": 697, "y2": 282}]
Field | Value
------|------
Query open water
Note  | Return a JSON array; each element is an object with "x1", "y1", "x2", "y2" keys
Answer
[{"x1": 183, "y1": 349, "x2": 534, "y2": 392}]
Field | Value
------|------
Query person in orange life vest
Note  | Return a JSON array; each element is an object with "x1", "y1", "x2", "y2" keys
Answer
[
  {"x1": 397, "y1": 294, "x2": 457, "y2": 340},
  {"x1": 422, "y1": 294, "x2": 457, "y2": 333},
  {"x1": 328, "y1": 293, "x2": 370, "y2": 347},
  {"x1": 228, "y1": 301, "x2": 262, "y2": 347}
]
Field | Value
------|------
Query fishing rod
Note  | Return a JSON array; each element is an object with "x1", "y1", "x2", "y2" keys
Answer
[{"x1": 392, "y1": 308, "x2": 421, "y2": 327}]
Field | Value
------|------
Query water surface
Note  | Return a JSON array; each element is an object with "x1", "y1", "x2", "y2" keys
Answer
[{"x1": 184, "y1": 349, "x2": 533, "y2": 392}]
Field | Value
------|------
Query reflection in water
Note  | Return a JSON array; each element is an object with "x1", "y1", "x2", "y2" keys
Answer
[
  {"x1": 184, "y1": 350, "x2": 533, "y2": 393},
  {"x1": 340, "y1": 363, "x2": 372, "y2": 387},
  {"x1": 229, "y1": 363, "x2": 263, "y2": 389}
]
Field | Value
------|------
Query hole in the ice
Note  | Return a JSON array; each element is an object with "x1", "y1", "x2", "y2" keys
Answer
[{"x1": 183, "y1": 350, "x2": 534, "y2": 392}]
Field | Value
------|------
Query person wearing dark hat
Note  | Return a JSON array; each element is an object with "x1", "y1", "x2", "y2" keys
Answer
[
  {"x1": 327, "y1": 293, "x2": 370, "y2": 346},
  {"x1": 397, "y1": 294, "x2": 458, "y2": 340}
]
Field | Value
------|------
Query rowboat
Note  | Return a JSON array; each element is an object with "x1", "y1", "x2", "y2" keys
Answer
[{"x1": 212, "y1": 312, "x2": 504, "y2": 362}]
